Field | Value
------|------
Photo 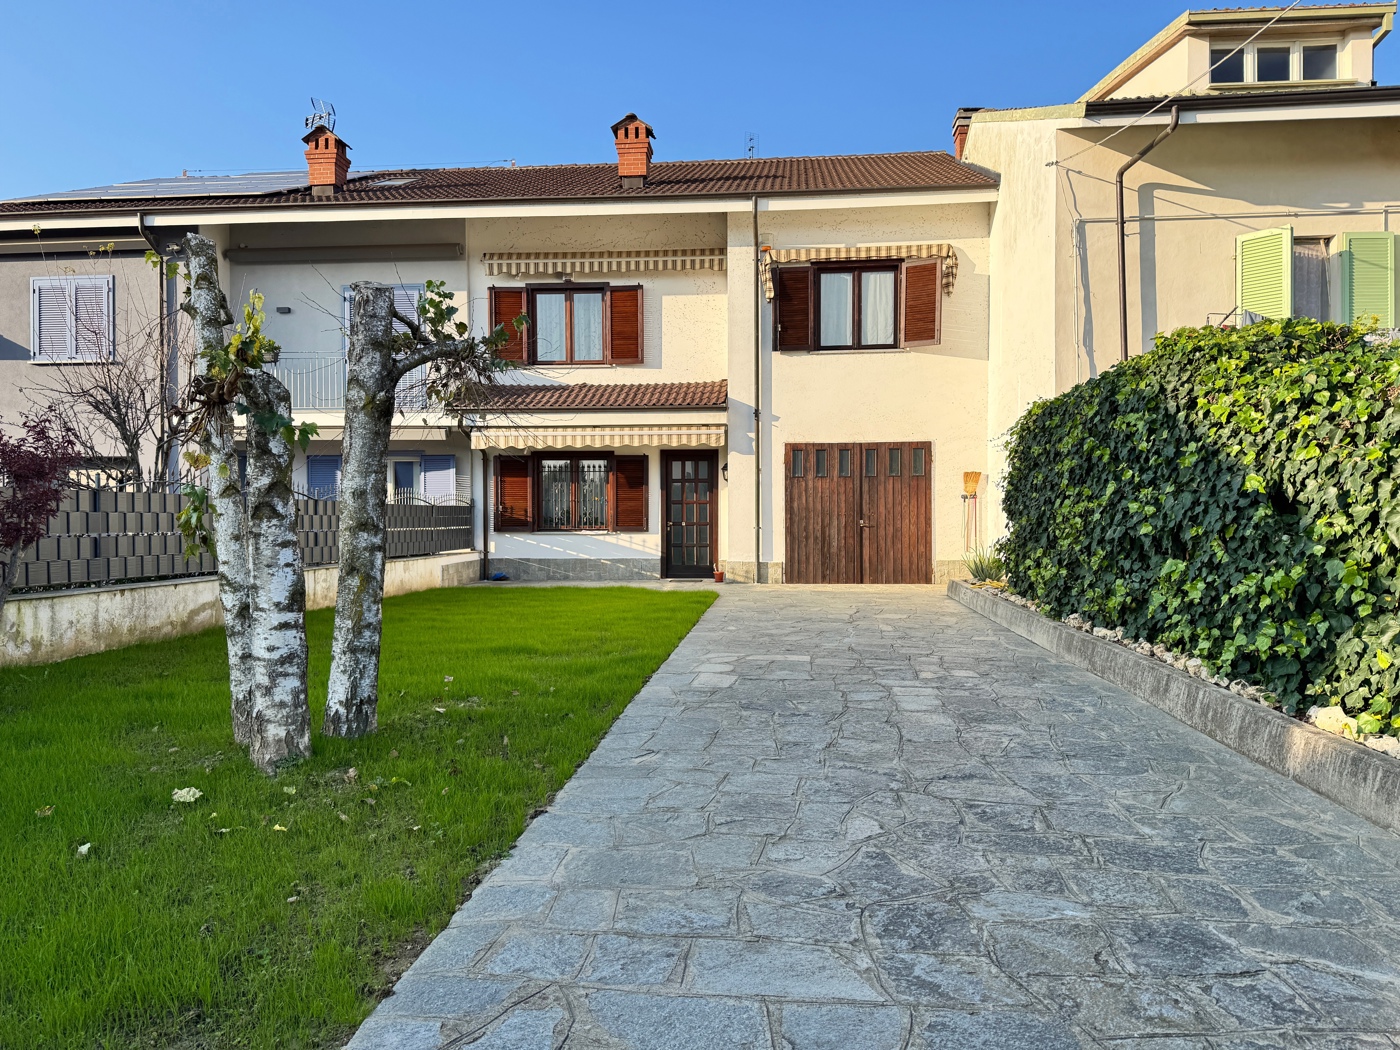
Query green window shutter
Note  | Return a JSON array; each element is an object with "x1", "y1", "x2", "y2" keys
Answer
[
  {"x1": 1338, "y1": 231, "x2": 1395, "y2": 328},
  {"x1": 1236, "y1": 226, "x2": 1294, "y2": 319}
]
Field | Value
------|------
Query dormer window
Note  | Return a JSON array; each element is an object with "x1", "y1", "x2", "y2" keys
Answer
[
  {"x1": 1256, "y1": 46, "x2": 1291, "y2": 82},
  {"x1": 1210, "y1": 40, "x2": 1340, "y2": 86},
  {"x1": 1302, "y1": 45, "x2": 1337, "y2": 81},
  {"x1": 1210, "y1": 47, "x2": 1245, "y2": 84}
]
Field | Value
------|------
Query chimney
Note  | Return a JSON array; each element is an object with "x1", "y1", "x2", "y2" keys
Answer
[
  {"x1": 303, "y1": 124, "x2": 351, "y2": 197},
  {"x1": 611, "y1": 114, "x2": 654, "y2": 188},
  {"x1": 950, "y1": 108, "x2": 982, "y2": 161}
]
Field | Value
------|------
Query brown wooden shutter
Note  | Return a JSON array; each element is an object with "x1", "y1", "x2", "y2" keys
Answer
[
  {"x1": 774, "y1": 265, "x2": 813, "y2": 351},
  {"x1": 901, "y1": 259, "x2": 942, "y2": 347},
  {"x1": 489, "y1": 286, "x2": 527, "y2": 363},
  {"x1": 608, "y1": 285, "x2": 643, "y2": 364},
  {"x1": 494, "y1": 455, "x2": 532, "y2": 531},
  {"x1": 614, "y1": 455, "x2": 648, "y2": 531}
]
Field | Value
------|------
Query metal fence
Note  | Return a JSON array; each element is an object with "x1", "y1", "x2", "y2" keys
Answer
[
  {"x1": 296, "y1": 498, "x2": 474, "y2": 567},
  {"x1": 13, "y1": 489, "x2": 474, "y2": 593}
]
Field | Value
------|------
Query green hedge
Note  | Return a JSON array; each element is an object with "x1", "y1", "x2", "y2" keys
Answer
[{"x1": 1001, "y1": 319, "x2": 1400, "y2": 735}]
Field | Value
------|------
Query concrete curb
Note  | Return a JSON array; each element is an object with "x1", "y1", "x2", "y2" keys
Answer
[{"x1": 950, "y1": 579, "x2": 1400, "y2": 835}]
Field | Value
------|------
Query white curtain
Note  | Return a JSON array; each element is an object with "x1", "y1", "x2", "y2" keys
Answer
[
  {"x1": 535, "y1": 293, "x2": 567, "y2": 361},
  {"x1": 861, "y1": 271, "x2": 895, "y2": 346},
  {"x1": 573, "y1": 292, "x2": 604, "y2": 361},
  {"x1": 819, "y1": 272, "x2": 853, "y2": 347}
]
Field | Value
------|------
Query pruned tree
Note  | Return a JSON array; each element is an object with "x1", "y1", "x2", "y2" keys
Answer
[
  {"x1": 180, "y1": 234, "x2": 317, "y2": 773},
  {"x1": 0, "y1": 410, "x2": 81, "y2": 612},
  {"x1": 322, "y1": 281, "x2": 515, "y2": 737},
  {"x1": 21, "y1": 239, "x2": 187, "y2": 486},
  {"x1": 25, "y1": 319, "x2": 190, "y2": 485},
  {"x1": 185, "y1": 238, "x2": 255, "y2": 746}
]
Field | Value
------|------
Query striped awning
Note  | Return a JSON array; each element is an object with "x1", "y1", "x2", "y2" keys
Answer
[
  {"x1": 482, "y1": 249, "x2": 726, "y2": 277},
  {"x1": 471, "y1": 424, "x2": 726, "y2": 451},
  {"x1": 762, "y1": 243, "x2": 958, "y2": 300}
]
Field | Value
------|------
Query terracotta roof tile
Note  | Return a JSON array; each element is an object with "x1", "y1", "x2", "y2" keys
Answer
[
  {"x1": 0, "y1": 152, "x2": 995, "y2": 216},
  {"x1": 466, "y1": 381, "x2": 727, "y2": 412}
]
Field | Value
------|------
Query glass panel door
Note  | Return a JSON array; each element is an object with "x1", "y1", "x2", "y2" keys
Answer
[{"x1": 663, "y1": 452, "x2": 717, "y2": 578}]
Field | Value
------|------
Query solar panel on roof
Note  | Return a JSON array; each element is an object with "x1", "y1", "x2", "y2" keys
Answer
[{"x1": 7, "y1": 171, "x2": 310, "y2": 203}]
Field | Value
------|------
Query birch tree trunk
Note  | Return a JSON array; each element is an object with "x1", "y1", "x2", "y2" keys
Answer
[
  {"x1": 323, "y1": 283, "x2": 396, "y2": 738},
  {"x1": 241, "y1": 370, "x2": 312, "y2": 773},
  {"x1": 185, "y1": 235, "x2": 255, "y2": 745}
]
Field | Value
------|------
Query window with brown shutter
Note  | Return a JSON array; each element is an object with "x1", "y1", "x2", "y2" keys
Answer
[
  {"x1": 812, "y1": 263, "x2": 899, "y2": 350},
  {"x1": 773, "y1": 266, "x2": 813, "y2": 352},
  {"x1": 519, "y1": 284, "x2": 644, "y2": 365},
  {"x1": 494, "y1": 455, "x2": 533, "y2": 531},
  {"x1": 488, "y1": 287, "x2": 527, "y2": 362},
  {"x1": 901, "y1": 258, "x2": 942, "y2": 347},
  {"x1": 608, "y1": 285, "x2": 643, "y2": 364},
  {"x1": 614, "y1": 455, "x2": 648, "y2": 531}
]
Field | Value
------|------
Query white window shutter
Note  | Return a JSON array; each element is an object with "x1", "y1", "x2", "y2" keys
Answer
[
  {"x1": 341, "y1": 285, "x2": 352, "y2": 353},
  {"x1": 393, "y1": 284, "x2": 429, "y2": 409},
  {"x1": 31, "y1": 276, "x2": 113, "y2": 361},
  {"x1": 33, "y1": 282, "x2": 70, "y2": 360},
  {"x1": 1236, "y1": 226, "x2": 1294, "y2": 319},
  {"x1": 343, "y1": 284, "x2": 423, "y2": 345},
  {"x1": 73, "y1": 277, "x2": 113, "y2": 360},
  {"x1": 392, "y1": 284, "x2": 423, "y2": 335}
]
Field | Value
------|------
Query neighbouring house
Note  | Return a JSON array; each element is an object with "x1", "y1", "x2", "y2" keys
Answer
[
  {"x1": 958, "y1": 2, "x2": 1400, "y2": 526},
  {"x1": 3, "y1": 3, "x2": 1399, "y2": 584},
  {"x1": 0, "y1": 209, "x2": 175, "y2": 478}
]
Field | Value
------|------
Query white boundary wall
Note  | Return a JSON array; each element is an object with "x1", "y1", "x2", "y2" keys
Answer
[{"x1": 0, "y1": 551, "x2": 481, "y2": 667}]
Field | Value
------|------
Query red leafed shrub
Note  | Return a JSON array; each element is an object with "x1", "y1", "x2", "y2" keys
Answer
[{"x1": 0, "y1": 410, "x2": 80, "y2": 607}]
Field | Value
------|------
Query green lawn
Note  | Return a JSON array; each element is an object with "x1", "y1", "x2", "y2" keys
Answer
[{"x1": 0, "y1": 585, "x2": 715, "y2": 1049}]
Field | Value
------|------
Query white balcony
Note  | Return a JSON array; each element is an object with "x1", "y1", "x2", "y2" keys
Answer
[{"x1": 269, "y1": 356, "x2": 429, "y2": 413}]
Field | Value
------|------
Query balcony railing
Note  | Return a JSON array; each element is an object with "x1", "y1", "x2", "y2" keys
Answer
[{"x1": 269, "y1": 357, "x2": 430, "y2": 413}]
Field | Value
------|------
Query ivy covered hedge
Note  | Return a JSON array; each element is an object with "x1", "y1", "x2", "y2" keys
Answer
[{"x1": 1001, "y1": 320, "x2": 1400, "y2": 735}]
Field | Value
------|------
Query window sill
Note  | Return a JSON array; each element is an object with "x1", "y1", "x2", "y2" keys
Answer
[
  {"x1": 1209, "y1": 79, "x2": 1356, "y2": 91},
  {"x1": 779, "y1": 346, "x2": 920, "y2": 356},
  {"x1": 532, "y1": 529, "x2": 624, "y2": 535}
]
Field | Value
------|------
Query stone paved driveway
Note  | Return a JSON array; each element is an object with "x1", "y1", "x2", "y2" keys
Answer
[{"x1": 349, "y1": 587, "x2": 1400, "y2": 1049}]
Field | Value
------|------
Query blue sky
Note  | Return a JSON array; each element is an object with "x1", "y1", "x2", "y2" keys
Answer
[{"x1": 3, "y1": 1, "x2": 1397, "y2": 200}]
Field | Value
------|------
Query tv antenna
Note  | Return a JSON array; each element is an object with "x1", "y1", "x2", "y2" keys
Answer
[
  {"x1": 305, "y1": 98, "x2": 336, "y2": 132},
  {"x1": 745, "y1": 132, "x2": 758, "y2": 159}
]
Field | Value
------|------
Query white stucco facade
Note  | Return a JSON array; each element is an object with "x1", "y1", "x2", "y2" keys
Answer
[{"x1": 4, "y1": 2, "x2": 1399, "y2": 584}]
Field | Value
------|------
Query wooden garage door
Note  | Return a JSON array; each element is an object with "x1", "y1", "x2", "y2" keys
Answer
[{"x1": 784, "y1": 442, "x2": 932, "y2": 584}]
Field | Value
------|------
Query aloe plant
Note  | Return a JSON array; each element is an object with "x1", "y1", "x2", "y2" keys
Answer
[{"x1": 964, "y1": 547, "x2": 1006, "y2": 583}]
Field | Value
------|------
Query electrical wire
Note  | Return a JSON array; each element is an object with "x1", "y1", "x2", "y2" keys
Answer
[{"x1": 1048, "y1": 0, "x2": 1304, "y2": 168}]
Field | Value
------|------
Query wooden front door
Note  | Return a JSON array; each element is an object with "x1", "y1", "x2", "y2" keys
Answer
[
  {"x1": 663, "y1": 451, "x2": 718, "y2": 578},
  {"x1": 784, "y1": 442, "x2": 932, "y2": 584}
]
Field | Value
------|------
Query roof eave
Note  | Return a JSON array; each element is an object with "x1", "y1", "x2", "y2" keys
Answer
[
  {"x1": 1081, "y1": 81, "x2": 1400, "y2": 118},
  {"x1": 0, "y1": 181, "x2": 997, "y2": 227},
  {"x1": 465, "y1": 402, "x2": 727, "y2": 412}
]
